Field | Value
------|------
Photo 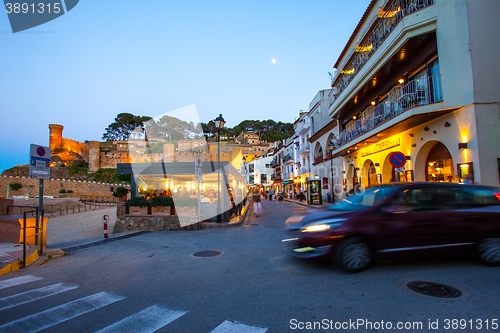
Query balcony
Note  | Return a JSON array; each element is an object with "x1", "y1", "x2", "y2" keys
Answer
[
  {"x1": 282, "y1": 172, "x2": 293, "y2": 181},
  {"x1": 294, "y1": 118, "x2": 311, "y2": 136},
  {"x1": 300, "y1": 165, "x2": 311, "y2": 175},
  {"x1": 332, "y1": 75, "x2": 442, "y2": 150},
  {"x1": 271, "y1": 174, "x2": 280, "y2": 181},
  {"x1": 330, "y1": 0, "x2": 435, "y2": 108},
  {"x1": 270, "y1": 158, "x2": 279, "y2": 167},
  {"x1": 283, "y1": 154, "x2": 294, "y2": 164},
  {"x1": 313, "y1": 155, "x2": 324, "y2": 165},
  {"x1": 297, "y1": 143, "x2": 310, "y2": 156}
]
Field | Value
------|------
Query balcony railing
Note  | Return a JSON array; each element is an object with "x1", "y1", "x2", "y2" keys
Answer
[
  {"x1": 297, "y1": 143, "x2": 310, "y2": 156},
  {"x1": 313, "y1": 155, "x2": 324, "y2": 165},
  {"x1": 294, "y1": 118, "x2": 311, "y2": 136},
  {"x1": 300, "y1": 165, "x2": 311, "y2": 175},
  {"x1": 283, "y1": 154, "x2": 294, "y2": 164},
  {"x1": 332, "y1": 75, "x2": 442, "y2": 150},
  {"x1": 282, "y1": 172, "x2": 293, "y2": 181},
  {"x1": 329, "y1": 0, "x2": 434, "y2": 107}
]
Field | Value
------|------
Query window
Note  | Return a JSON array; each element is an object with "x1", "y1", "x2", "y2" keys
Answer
[
  {"x1": 249, "y1": 175, "x2": 254, "y2": 184},
  {"x1": 261, "y1": 174, "x2": 267, "y2": 183},
  {"x1": 265, "y1": 164, "x2": 270, "y2": 168},
  {"x1": 248, "y1": 164, "x2": 254, "y2": 173}
]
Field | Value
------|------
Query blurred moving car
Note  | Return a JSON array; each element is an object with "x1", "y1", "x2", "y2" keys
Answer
[{"x1": 282, "y1": 182, "x2": 500, "y2": 272}]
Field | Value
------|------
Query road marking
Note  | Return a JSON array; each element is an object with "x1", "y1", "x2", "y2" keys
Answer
[
  {"x1": 0, "y1": 276, "x2": 43, "y2": 290},
  {"x1": 0, "y1": 291, "x2": 126, "y2": 333},
  {"x1": 0, "y1": 283, "x2": 79, "y2": 311},
  {"x1": 210, "y1": 320, "x2": 268, "y2": 333},
  {"x1": 95, "y1": 304, "x2": 188, "y2": 333}
]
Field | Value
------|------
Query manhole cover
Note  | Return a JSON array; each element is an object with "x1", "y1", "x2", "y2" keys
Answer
[
  {"x1": 407, "y1": 281, "x2": 462, "y2": 298},
  {"x1": 192, "y1": 250, "x2": 222, "y2": 257}
]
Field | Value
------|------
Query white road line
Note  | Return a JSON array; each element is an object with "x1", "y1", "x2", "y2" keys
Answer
[
  {"x1": 210, "y1": 320, "x2": 268, "y2": 333},
  {"x1": 0, "y1": 276, "x2": 43, "y2": 290},
  {"x1": 0, "y1": 291, "x2": 126, "y2": 333},
  {"x1": 0, "y1": 283, "x2": 79, "y2": 311},
  {"x1": 95, "y1": 304, "x2": 188, "y2": 333}
]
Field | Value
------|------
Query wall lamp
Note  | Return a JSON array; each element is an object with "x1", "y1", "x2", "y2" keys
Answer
[
  {"x1": 458, "y1": 143, "x2": 468, "y2": 149},
  {"x1": 375, "y1": 163, "x2": 380, "y2": 167},
  {"x1": 405, "y1": 156, "x2": 411, "y2": 160}
]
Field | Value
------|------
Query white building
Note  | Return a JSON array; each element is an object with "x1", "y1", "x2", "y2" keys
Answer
[
  {"x1": 327, "y1": 0, "x2": 500, "y2": 189},
  {"x1": 241, "y1": 155, "x2": 274, "y2": 188}
]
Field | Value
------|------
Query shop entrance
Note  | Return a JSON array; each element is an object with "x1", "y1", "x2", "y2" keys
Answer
[{"x1": 425, "y1": 142, "x2": 454, "y2": 182}]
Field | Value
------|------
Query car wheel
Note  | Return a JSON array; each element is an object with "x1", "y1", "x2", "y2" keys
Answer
[
  {"x1": 336, "y1": 237, "x2": 372, "y2": 272},
  {"x1": 478, "y1": 238, "x2": 500, "y2": 266}
]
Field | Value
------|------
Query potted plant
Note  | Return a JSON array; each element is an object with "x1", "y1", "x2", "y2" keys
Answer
[
  {"x1": 174, "y1": 197, "x2": 198, "y2": 216},
  {"x1": 113, "y1": 186, "x2": 129, "y2": 202},
  {"x1": 150, "y1": 196, "x2": 174, "y2": 215},
  {"x1": 127, "y1": 196, "x2": 150, "y2": 215}
]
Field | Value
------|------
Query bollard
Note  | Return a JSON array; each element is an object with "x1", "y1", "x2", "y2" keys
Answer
[{"x1": 102, "y1": 215, "x2": 109, "y2": 239}]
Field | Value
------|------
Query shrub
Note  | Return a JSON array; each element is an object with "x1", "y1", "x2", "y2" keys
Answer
[
  {"x1": 67, "y1": 190, "x2": 73, "y2": 193},
  {"x1": 9, "y1": 183, "x2": 22, "y2": 191},
  {"x1": 127, "y1": 196, "x2": 149, "y2": 207},
  {"x1": 112, "y1": 186, "x2": 129, "y2": 198},
  {"x1": 150, "y1": 196, "x2": 174, "y2": 207},
  {"x1": 59, "y1": 189, "x2": 67, "y2": 193}
]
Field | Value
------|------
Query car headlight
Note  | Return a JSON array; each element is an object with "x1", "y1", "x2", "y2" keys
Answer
[{"x1": 300, "y1": 218, "x2": 347, "y2": 232}]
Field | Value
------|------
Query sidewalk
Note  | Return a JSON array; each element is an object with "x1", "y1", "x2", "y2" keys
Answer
[
  {"x1": 283, "y1": 197, "x2": 327, "y2": 208},
  {"x1": 0, "y1": 240, "x2": 39, "y2": 276}
]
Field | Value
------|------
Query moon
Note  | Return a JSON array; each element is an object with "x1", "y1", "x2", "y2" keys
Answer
[{"x1": 272, "y1": 58, "x2": 276, "y2": 64}]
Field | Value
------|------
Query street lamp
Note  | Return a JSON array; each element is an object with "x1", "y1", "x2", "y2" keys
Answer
[
  {"x1": 328, "y1": 141, "x2": 335, "y2": 204},
  {"x1": 214, "y1": 114, "x2": 225, "y2": 223}
]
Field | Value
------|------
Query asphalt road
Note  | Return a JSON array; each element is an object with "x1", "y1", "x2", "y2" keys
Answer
[{"x1": 1, "y1": 199, "x2": 500, "y2": 332}]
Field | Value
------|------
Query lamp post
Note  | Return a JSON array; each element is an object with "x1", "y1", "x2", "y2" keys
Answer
[
  {"x1": 214, "y1": 114, "x2": 225, "y2": 223},
  {"x1": 328, "y1": 141, "x2": 335, "y2": 204}
]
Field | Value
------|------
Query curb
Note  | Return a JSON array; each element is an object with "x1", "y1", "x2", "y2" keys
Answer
[
  {"x1": 0, "y1": 244, "x2": 39, "y2": 276},
  {"x1": 201, "y1": 201, "x2": 251, "y2": 229},
  {"x1": 283, "y1": 199, "x2": 311, "y2": 208}
]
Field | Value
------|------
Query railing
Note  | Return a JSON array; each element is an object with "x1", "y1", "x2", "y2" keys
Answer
[
  {"x1": 329, "y1": 0, "x2": 434, "y2": 108},
  {"x1": 313, "y1": 156, "x2": 324, "y2": 165},
  {"x1": 297, "y1": 144, "x2": 310, "y2": 155},
  {"x1": 282, "y1": 172, "x2": 293, "y2": 181},
  {"x1": 300, "y1": 165, "x2": 311, "y2": 174},
  {"x1": 332, "y1": 74, "x2": 442, "y2": 149},
  {"x1": 283, "y1": 154, "x2": 293, "y2": 164},
  {"x1": 294, "y1": 118, "x2": 311, "y2": 135}
]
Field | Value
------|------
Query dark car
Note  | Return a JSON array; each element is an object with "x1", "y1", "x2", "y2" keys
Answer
[{"x1": 282, "y1": 182, "x2": 500, "y2": 272}]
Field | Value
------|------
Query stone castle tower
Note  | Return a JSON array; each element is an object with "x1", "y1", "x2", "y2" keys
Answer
[
  {"x1": 49, "y1": 124, "x2": 64, "y2": 152},
  {"x1": 88, "y1": 141, "x2": 101, "y2": 173}
]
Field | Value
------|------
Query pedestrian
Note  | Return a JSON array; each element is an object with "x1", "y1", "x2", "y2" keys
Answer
[
  {"x1": 463, "y1": 173, "x2": 474, "y2": 184},
  {"x1": 269, "y1": 188, "x2": 273, "y2": 201},
  {"x1": 252, "y1": 188, "x2": 262, "y2": 217},
  {"x1": 289, "y1": 188, "x2": 293, "y2": 199}
]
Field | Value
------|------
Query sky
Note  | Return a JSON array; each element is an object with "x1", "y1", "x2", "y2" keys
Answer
[{"x1": 0, "y1": 0, "x2": 370, "y2": 172}]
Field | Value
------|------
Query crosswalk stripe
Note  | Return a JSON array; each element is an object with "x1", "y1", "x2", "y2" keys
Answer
[
  {"x1": 210, "y1": 320, "x2": 268, "y2": 333},
  {"x1": 0, "y1": 291, "x2": 126, "y2": 333},
  {"x1": 95, "y1": 304, "x2": 188, "y2": 333},
  {"x1": 0, "y1": 283, "x2": 79, "y2": 311},
  {"x1": 0, "y1": 276, "x2": 43, "y2": 290}
]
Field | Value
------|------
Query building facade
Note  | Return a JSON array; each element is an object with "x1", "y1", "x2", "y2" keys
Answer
[{"x1": 327, "y1": 0, "x2": 500, "y2": 190}]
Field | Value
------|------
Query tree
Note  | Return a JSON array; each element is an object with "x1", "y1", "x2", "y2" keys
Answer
[{"x1": 102, "y1": 113, "x2": 152, "y2": 141}]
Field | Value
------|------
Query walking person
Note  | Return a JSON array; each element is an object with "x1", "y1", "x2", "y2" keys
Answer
[
  {"x1": 268, "y1": 188, "x2": 273, "y2": 201},
  {"x1": 252, "y1": 188, "x2": 262, "y2": 217}
]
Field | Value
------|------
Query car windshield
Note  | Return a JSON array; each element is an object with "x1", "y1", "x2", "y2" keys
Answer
[{"x1": 328, "y1": 186, "x2": 398, "y2": 211}]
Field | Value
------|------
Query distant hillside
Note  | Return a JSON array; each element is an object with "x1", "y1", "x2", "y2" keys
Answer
[{"x1": 201, "y1": 119, "x2": 294, "y2": 142}]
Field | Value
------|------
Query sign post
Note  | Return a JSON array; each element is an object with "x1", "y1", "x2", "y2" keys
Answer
[
  {"x1": 389, "y1": 151, "x2": 407, "y2": 182},
  {"x1": 195, "y1": 157, "x2": 202, "y2": 222},
  {"x1": 29, "y1": 144, "x2": 51, "y2": 249}
]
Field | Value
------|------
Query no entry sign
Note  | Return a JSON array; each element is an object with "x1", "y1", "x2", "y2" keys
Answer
[{"x1": 389, "y1": 151, "x2": 407, "y2": 168}]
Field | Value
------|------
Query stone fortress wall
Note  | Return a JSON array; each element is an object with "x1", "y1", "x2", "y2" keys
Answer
[{"x1": 0, "y1": 175, "x2": 130, "y2": 198}]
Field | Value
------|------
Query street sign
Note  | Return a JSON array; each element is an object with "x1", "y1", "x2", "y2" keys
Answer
[
  {"x1": 395, "y1": 167, "x2": 404, "y2": 173},
  {"x1": 195, "y1": 157, "x2": 203, "y2": 182},
  {"x1": 29, "y1": 144, "x2": 51, "y2": 179},
  {"x1": 389, "y1": 151, "x2": 407, "y2": 168}
]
